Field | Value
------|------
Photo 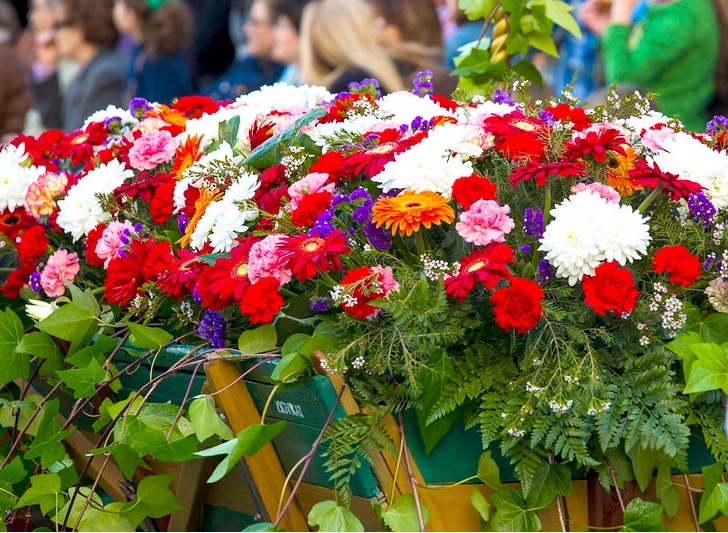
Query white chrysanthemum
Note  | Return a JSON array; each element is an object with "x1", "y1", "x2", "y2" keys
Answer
[
  {"x1": 234, "y1": 83, "x2": 332, "y2": 111},
  {"x1": 539, "y1": 190, "x2": 651, "y2": 285},
  {"x1": 371, "y1": 122, "x2": 479, "y2": 193},
  {"x1": 82, "y1": 105, "x2": 137, "y2": 130},
  {"x1": 56, "y1": 160, "x2": 133, "y2": 240},
  {"x1": 377, "y1": 91, "x2": 457, "y2": 124},
  {"x1": 461, "y1": 100, "x2": 518, "y2": 123},
  {"x1": 222, "y1": 171, "x2": 260, "y2": 203},
  {"x1": 181, "y1": 141, "x2": 238, "y2": 181},
  {"x1": 0, "y1": 144, "x2": 46, "y2": 211},
  {"x1": 650, "y1": 131, "x2": 728, "y2": 209},
  {"x1": 621, "y1": 111, "x2": 676, "y2": 134}
]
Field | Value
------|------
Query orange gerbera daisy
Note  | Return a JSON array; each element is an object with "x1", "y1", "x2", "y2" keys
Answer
[
  {"x1": 606, "y1": 146, "x2": 642, "y2": 196},
  {"x1": 371, "y1": 191, "x2": 454, "y2": 237},
  {"x1": 177, "y1": 188, "x2": 221, "y2": 248},
  {"x1": 172, "y1": 134, "x2": 204, "y2": 178}
]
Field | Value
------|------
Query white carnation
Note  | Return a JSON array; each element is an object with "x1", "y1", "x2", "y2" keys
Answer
[
  {"x1": 377, "y1": 91, "x2": 457, "y2": 124},
  {"x1": 82, "y1": 105, "x2": 137, "y2": 130},
  {"x1": 56, "y1": 160, "x2": 133, "y2": 240},
  {"x1": 234, "y1": 83, "x2": 332, "y2": 111}
]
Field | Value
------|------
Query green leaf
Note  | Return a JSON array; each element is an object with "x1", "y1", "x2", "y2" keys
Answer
[
  {"x1": 281, "y1": 333, "x2": 311, "y2": 357},
  {"x1": 93, "y1": 502, "x2": 135, "y2": 532},
  {"x1": 16, "y1": 331, "x2": 64, "y2": 375},
  {"x1": 666, "y1": 331, "x2": 704, "y2": 380},
  {"x1": 461, "y1": 0, "x2": 498, "y2": 19},
  {"x1": 627, "y1": 445, "x2": 661, "y2": 492},
  {"x1": 36, "y1": 302, "x2": 97, "y2": 343},
  {"x1": 531, "y1": 0, "x2": 581, "y2": 37},
  {"x1": 16, "y1": 473, "x2": 61, "y2": 514},
  {"x1": 88, "y1": 443, "x2": 148, "y2": 480},
  {"x1": 527, "y1": 31, "x2": 558, "y2": 56},
  {"x1": 26, "y1": 399, "x2": 75, "y2": 469},
  {"x1": 189, "y1": 397, "x2": 234, "y2": 442},
  {"x1": 204, "y1": 421, "x2": 287, "y2": 483},
  {"x1": 509, "y1": 60, "x2": 544, "y2": 87},
  {"x1": 238, "y1": 325, "x2": 278, "y2": 355},
  {"x1": 0, "y1": 457, "x2": 27, "y2": 511},
  {"x1": 700, "y1": 481, "x2": 728, "y2": 524},
  {"x1": 381, "y1": 494, "x2": 431, "y2": 532},
  {"x1": 307, "y1": 500, "x2": 365, "y2": 532},
  {"x1": 270, "y1": 352, "x2": 311, "y2": 383},
  {"x1": 297, "y1": 334, "x2": 335, "y2": 360},
  {"x1": 476, "y1": 451, "x2": 504, "y2": 491},
  {"x1": 621, "y1": 498, "x2": 664, "y2": 531},
  {"x1": 415, "y1": 407, "x2": 460, "y2": 455},
  {"x1": 488, "y1": 489, "x2": 541, "y2": 532},
  {"x1": 0, "y1": 351, "x2": 29, "y2": 389},
  {"x1": 683, "y1": 343, "x2": 728, "y2": 394},
  {"x1": 656, "y1": 461, "x2": 679, "y2": 518},
  {"x1": 243, "y1": 523, "x2": 285, "y2": 532},
  {"x1": 0, "y1": 308, "x2": 27, "y2": 386},
  {"x1": 53, "y1": 487, "x2": 103, "y2": 530},
  {"x1": 121, "y1": 475, "x2": 184, "y2": 528},
  {"x1": 56, "y1": 358, "x2": 106, "y2": 398},
  {"x1": 65, "y1": 281, "x2": 100, "y2": 317},
  {"x1": 124, "y1": 320, "x2": 174, "y2": 350},
  {"x1": 470, "y1": 488, "x2": 491, "y2": 522},
  {"x1": 65, "y1": 335, "x2": 119, "y2": 367},
  {"x1": 219, "y1": 115, "x2": 241, "y2": 148},
  {"x1": 452, "y1": 48, "x2": 492, "y2": 77},
  {"x1": 246, "y1": 108, "x2": 326, "y2": 168},
  {"x1": 525, "y1": 463, "x2": 571, "y2": 508}
]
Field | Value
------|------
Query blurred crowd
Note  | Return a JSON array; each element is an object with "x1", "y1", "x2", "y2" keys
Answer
[{"x1": 0, "y1": 0, "x2": 727, "y2": 142}]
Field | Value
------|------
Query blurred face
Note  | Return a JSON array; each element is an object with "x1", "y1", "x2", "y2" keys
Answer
[
  {"x1": 243, "y1": 0, "x2": 276, "y2": 59},
  {"x1": 53, "y1": 7, "x2": 84, "y2": 59},
  {"x1": 272, "y1": 14, "x2": 299, "y2": 65},
  {"x1": 29, "y1": 0, "x2": 59, "y2": 34}
]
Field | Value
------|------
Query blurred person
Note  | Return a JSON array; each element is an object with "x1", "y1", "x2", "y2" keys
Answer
[
  {"x1": 442, "y1": 0, "x2": 482, "y2": 68},
  {"x1": 29, "y1": 0, "x2": 124, "y2": 131},
  {"x1": 710, "y1": 0, "x2": 728, "y2": 115},
  {"x1": 580, "y1": 0, "x2": 719, "y2": 130},
  {"x1": 113, "y1": 0, "x2": 194, "y2": 105},
  {"x1": 186, "y1": 0, "x2": 235, "y2": 90},
  {"x1": 202, "y1": 0, "x2": 284, "y2": 101},
  {"x1": 368, "y1": 0, "x2": 458, "y2": 95},
  {"x1": 271, "y1": 0, "x2": 311, "y2": 86},
  {"x1": 0, "y1": 0, "x2": 32, "y2": 141},
  {"x1": 299, "y1": 0, "x2": 405, "y2": 93}
]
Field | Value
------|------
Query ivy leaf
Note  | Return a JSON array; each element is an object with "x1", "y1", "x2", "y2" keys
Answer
[
  {"x1": 0, "y1": 456, "x2": 27, "y2": 511},
  {"x1": 16, "y1": 473, "x2": 62, "y2": 515},
  {"x1": 65, "y1": 281, "x2": 100, "y2": 317},
  {"x1": 238, "y1": 325, "x2": 278, "y2": 355},
  {"x1": 470, "y1": 488, "x2": 491, "y2": 522},
  {"x1": 666, "y1": 331, "x2": 704, "y2": 380},
  {"x1": 201, "y1": 421, "x2": 287, "y2": 483},
  {"x1": 621, "y1": 498, "x2": 664, "y2": 531},
  {"x1": 121, "y1": 475, "x2": 184, "y2": 528},
  {"x1": 307, "y1": 500, "x2": 365, "y2": 532},
  {"x1": 246, "y1": 108, "x2": 326, "y2": 168},
  {"x1": 53, "y1": 487, "x2": 103, "y2": 530},
  {"x1": 281, "y1": 333, "x2": 311, "y2": 357},
  {"x1": 16, "y1": 331, "x2": 64, "y2": 375},
  {"x1": 243, "y1": 523, "x2": 285, "y2": 532},
  {"x1": 476, "y1": 451, "x2": 504, "y2": 491},
  {"x1": 270, "y1": 352, "x2": 311, "y2": 383},
  {"x1": 124, "y1": 320, "x2": 173, "y2": 350},
  {"x1": 683, "y1": 343, "x2": 728, "y2": 394},
  {"x1": 36, "y1": 302, "x2": 97, "y2": 344},
  {"x1": 115, "y1": 404, "x2": 198, "y2": 462},
  {"x1": 381, "y1": 494, "x2": 431, "y2": 532},
  {"x1": 0, "y1": 308, "x2": 27, "y2": 387},
  {"x1": 699, "y1": 464, "x2": 728, "y2": 524},
  {"x1": 525, "y1": 463, "x2": 571, "y2": 507},
  {"x1": 94, "y1": 502, "x2": 136, "y2": 532},
  {"x1": 56, "y1": 358, "x2": 106, "y2": 398},
  {"x1": 656, "y1": 461, "x2": 679, "y2": 518},
  {"x1": 26, "y1": 399, "x2": 75, "y2": 469},
  {"x1": 88, "y1": 443, "x2": 149, "y2": 480},
  {"x1": 66, "y1": 334, "x2": 119, "y2": 367},
  {"x1": 530, "y1": 0, "x2": 581, "y2": 37},
  {"x1": 189, "y1": 397, "x2": 234, "y2": 442},
  {"x1": 488, "y1": 489, "x2": 541, "y2": 532}
]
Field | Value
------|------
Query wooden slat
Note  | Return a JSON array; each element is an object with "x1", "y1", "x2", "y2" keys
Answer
[{"x1": 204, "y1": 359, "x2": 309, "y2": 532}]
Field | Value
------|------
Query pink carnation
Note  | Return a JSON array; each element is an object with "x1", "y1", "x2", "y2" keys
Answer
[
  {"x1": 641, "y1": 125, "x2": 677, "y2": 151},
  {"x1": 570, "y1": 182, "x2": 621, "y2": 204},
  {"x1": 372, "y1": 265, "x2": 399, "y2": 296},
  {"x1": 128, "y1": 129, "x2": 179, "y2": 171},
  {"x1": 248, "y1": 235, "x2": 292, "y2": 286},
  {"x1": 456, "y1": 199, "x2": 515, "y2": 245},
  {"x1": 40, "y1": 249, "x2": 80, "y2": 297},
  {"x1": 287, "y1": 172, "x2": 335, "y2": 211},
  {"x1": 96, "y1": 220, "x2": 134, "y2": 269}
]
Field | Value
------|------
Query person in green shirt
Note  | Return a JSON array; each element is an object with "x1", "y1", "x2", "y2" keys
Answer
[{"x1": 580, "y1": 0, "x2": 719, "y2": 131}]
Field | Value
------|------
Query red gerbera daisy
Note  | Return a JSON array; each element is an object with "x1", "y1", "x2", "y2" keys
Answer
[
  {"x1": 444, "y1": 243, "x2": 515, "y2": 302},
  {"x1": 0, "y1": 208, "x2": 35, "y2": 241},
  {"x1": 55, "y1": 123, "x2": 108, "y2": 166},
  {"x1": 342, "y1": 129, "x2": 427, "y2": 178},
  {"x1": 582, "y1": 261, "x2": 639, "y2": 316},
  {"x1": 157, "y1": 249, "x2": 207, "y2": 301},
  {"x1": 319, "y1": 92, "x2": 377, "y2": 124},
  {"x1": 451, "y1": 174, "x2": 498, "y2": 209},
  {"x1": 196, "y1": 237, "x2": 259, "y2": 310},
  {"x1": 104, "y1": 237, "x2": 170, "y2": 306},
  {"x1": 566, "y1": 128, "x2": 627, "y2": 164},
  {"x1": 509, "y1": 160, "x2": 588, "y2": 187},
  {"x1": 490, "y1": 277, "x2": 545, "y2": 333},
  {"x1": 239, "y1": 277, "x2": 284, "y2": 324},
  {"x1": 628, "y1": 160, "x2": 705, "y2": 201},
  {"x1": 481, "y1": 111, "x2": 548, "y2": 161},
  {"x1": 652, "y1": 245, "x2": 701, "y2": 286},
  {"x1": 278, "y1": 229, "x2": 351, "y2": 281}
]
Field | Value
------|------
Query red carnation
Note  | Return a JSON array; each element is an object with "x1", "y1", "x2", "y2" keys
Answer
[
  {"x1": 490, "y1": 277, "x2": 545, "y2": 333},
  {"x1": 652, "y1": 245, "x2": 701, "y2": 286},
  {"x1": 278, "y1": 229, "x2": 351, "y2": 281},
  {"x1": 239, "y1": 277, "x2": 284, "y2": 324},
  {"x1": 149, "y1": 179, "x2": 177, "y2": 224},
  {"x1": 104, "y1": 238, "x2": 169, "y2": 306},
  {"x1": 84, "y1": 224, "x2": 107, "y2": 268},
  {"x1": 451, "y1": 174, "x2": 497, "y2": 209},
  {"x1": 544, "y1": 103, "x2": 592, "y2": 131},
  {"x1": 444, "y1": 243, "x2": 515, "y2": 302},
  {"x1": 291, "y1": 190, "x2": 333, "y2": 227},
  {"x1": 156, "y1": 249, "x2": 206, "y2": 301},
  {"x1": 582, "y1": 261, "x2": 639, "y2": 316},
  {"x1": 17, "y1": 225, "x2": 49, "y2": 268},
  {"x1": 309, "y1": 151, "x2": 347, "y2": 182},
  {"x1": 1, "y1": 265, "x2": 33, "y2": 299}
]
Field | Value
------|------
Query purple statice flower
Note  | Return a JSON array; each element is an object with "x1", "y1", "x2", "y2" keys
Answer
[
  {"x1": 539, "y1": 110, "x2": 555, "y2": 126},
  {"x1": 104, "y1": 116, "x2": 123, "y2": 133},
  {"x1": 412, "y1": 70, "x2": 434, "y2": 97},
  {"x1": 524, "y1": 208, "x2": 544, "y2": 239},
  {"x1": 129, "y1": 97, "x2": 152, "y2": 120},
  {"x1": 536, "y1": 260, "x2": 553, "y2": 284},
  {"x1": 352, "y1": 204, "x2": 372, "y2": 225},
  {"x1": 705, "y1": 252, "x2": 717, "y2": 272},
  {"x1": 686, "y1": 192, "x2": 716, "y2": 228},
  {"x1": 493, "y1": 88, "x2": 515, "y2": 106},
  {"x1": 198, "y1": 310, "x2": 227, "y2": 349},
  {"x1": 310, "y1": 297, "x2": 331, "y2": 312},
  {"x1": 193, "y1": 286, "x2": 202, "y2": 304},
  {"x1": 29, "y1": 272, "x2": 42, "y2": 293},
  {"x1": 177, "y1": 214, "x2": 190, "y2": 234},
  {"x1": 120, "y1": 228, "x2": 131, "y2": 246},
  {"x1": 311, "y1": 208, "x2": 336, "y2": 237},
  {"x1": 331, "y1": 192, "x2": 350, "y2": 207},
  {"x1": 349, "y1": 187, "x2": 372, "y2": 202},
  {"x1": 520, "y1": 244, "x2": 531, "y2": 254},
  {"x1": 363, "y1": 221, "x2": 392, "y2": 251},
  {"x1": 706, "y1": 115, "x2": 728, "y2": 134},
  {"x1": 399, "y1": 123, "x2": 409, "y2": 133}
]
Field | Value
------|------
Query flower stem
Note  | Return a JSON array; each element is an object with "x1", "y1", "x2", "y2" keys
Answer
[
  {"x1": 415, "y1": 230, "x2": 428, "y2": 256},
  {"x1": 638, "y1": 184, "x2": 664, "y2": 214}
]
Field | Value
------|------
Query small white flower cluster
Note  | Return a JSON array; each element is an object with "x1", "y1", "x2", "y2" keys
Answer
[
  {"x1": 421, "y1": 254, "x2": 459, "y2": 281},
  {"x1": 179, "y1": 300, "x2": 193, "y2": 320},
  {"x1": 588, "y1": 401, "x2": 613, "y2": 416},
  {"x1": 507, "y1": 428, "x2": 525, "y2": 438},
  {"x1": 351, "y1": 356, "x2": 366, "y2": 370},
  {"x1": 649, "y1": 282, "x2": 667, "y2": 311},
  {"x1": 549, "y1": 399, "x2": 573, "y2": 414},
  {"x1": 281, "y1": 145, "x2": 308, "y2": 179},
  {"x1": 525, "y1": 382, "x2": 540, "y2": 393},
  {"x1": 713, "y1": 223, "x2": 726, "y2": 246},
  {"x1": 329, "y1": 285, "x2": 358, "y2": 307},
  {"x1": 661, "y1": 294, "x2": 687, "y2": 336},
  {"x1": 563, "y1": 375, "x2": 579, "y2": 384},
  {"x1": 720, "y1": 249, "x2": 728, "y2": 278}
]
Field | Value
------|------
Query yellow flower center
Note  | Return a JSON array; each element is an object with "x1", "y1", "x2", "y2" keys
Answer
[
  {"x1": 302, "y1": 238, "x2": 323, "y2": 253},
  {"x1": 236, "y1": 263, "x2": 249, "y2": 277},
  {"x1": 468, "y1": 260, "x2": 485, "y2": 273}
]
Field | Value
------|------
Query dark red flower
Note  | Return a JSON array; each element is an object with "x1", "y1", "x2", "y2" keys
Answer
[
  {"x1": 149, "y1": 178, "x2": 178, "y2": 224},
  {"x1": 239, "y1": 277, "x2": 284, "y2": 324},
  {"x1": 171, "y1": 95, "x2": 221, "y2": 119},
  {"x1": 254, "y1": 164, "x2": 288, "y2": 205},
  {"x1": 444, "y1": 243, "x2": 515, "y2": 302},
  {"x1": 309, "y1": 151, "x2": 347, "y2": 183},
  {"x1": 0, "y1": 208, "x2": 35, "y2": 241},
  {"x1": 156, "y1": 249, "x2": 207, "y2": 301},
  {"x1": 84, "y1": 224, "x2": 107, "y2": 268},
  {"x1": 490, "y1": 277, "x2": 545, "y2": 333},
  {"x1": 319, "y1": 92, "x2": 377, "y2": 124},
  {"x1": 291, "y1": 190, "x2": 333, "y2": 227},
  {"x1": 1, "y1": 265, "x2": 33, "y2": 299},
  {"x1": 17, "y1": 225, "x2": 48, "y2": 268},
  {"x1": 55, "y1": 124, "x2": 108, "y2": 166},
  {"x1": 451, "y1": 174, "x2": 498, "y2": 209},
  {"x1": 248, "y1": 119, "x2": 276, "y2": 151},
  {"x1": 104, "y1": 238, "x2": 169, "y2": 306},
  {"x1": 566, "y1": 128, "x2": 627, "y2": 164},
  {"x1": 652, "y1": 245, "x2": 701, "y2": 286},
  {"x1": 628, "y1": 160, "x2": 705, "y2": 201},
  {"x1": 196, "y1": 237, "x2": 259, "y2": 310},
  {"x1": 582, "y1": 261, "x2": 639, "y2": 316},
  {"x1": 509, "y1": 160, "x2": 588, "y2": 187},
  {"x1": 481, "y1": 111, "x2": 547, "y2": 161},
  {"x1": 342, "y1": 129, "x2": 427, "y2": 178},
  {"x1": 278, "y1": 229, "x2": 351, "y2": 281},
  {"x1": 544, "y1": 103, "x2": 592, "y2": 131}
]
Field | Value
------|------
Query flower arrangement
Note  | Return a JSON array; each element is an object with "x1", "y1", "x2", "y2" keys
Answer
[{"x1": 1, "y1": 76, "x2": 728, "y2": 531}]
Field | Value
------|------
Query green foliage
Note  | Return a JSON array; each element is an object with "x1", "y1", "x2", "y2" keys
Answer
[
  {"x1": 381, "y1": 494, "x2": 431, "y2": 532},
  {"x1": 621, "y1": 498, "x2": 665, "y2": 531},
  {"x1": 487, "y1": 489, "x2": 541, "y2": 532},
  {"x1": 307, "y1": 500, "x2": 364, "y2": 532}
]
